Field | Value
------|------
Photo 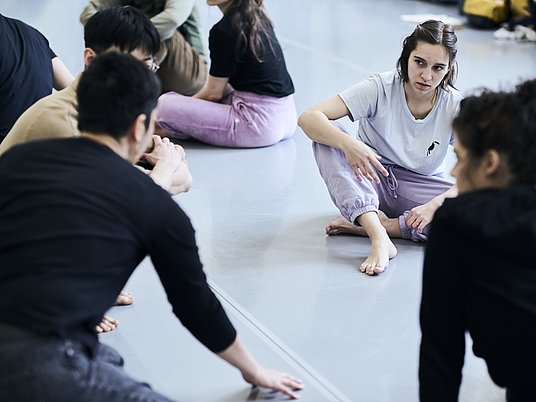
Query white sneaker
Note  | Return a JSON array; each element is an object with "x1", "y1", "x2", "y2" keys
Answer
[
  {"x1": 493, "y1": 26, "x2": 524, "y2": 40},
  {"x1": 514, "y1": 25, "x2": 536, "y2": 42}
]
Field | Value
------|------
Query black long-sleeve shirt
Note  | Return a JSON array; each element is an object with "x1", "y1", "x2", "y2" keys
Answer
[
  {"x1": 0, "y1": 137, "x2": 236, "y2": 354},
  {"x1": 419, "y1": 184, "x2": 536, "y2": 401}
]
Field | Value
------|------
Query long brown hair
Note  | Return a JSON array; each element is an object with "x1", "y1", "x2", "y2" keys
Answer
[{"x1": 225, "y1": 0, "x2": 274, "y2": 62}]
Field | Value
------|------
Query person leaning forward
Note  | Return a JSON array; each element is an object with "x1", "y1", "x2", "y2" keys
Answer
[
  {"x1": 0, "y1": 52, "x2": 304, "y2": 402},
  {"x1": 80, "y1": 0, "x2": 208, "y2": 95}
]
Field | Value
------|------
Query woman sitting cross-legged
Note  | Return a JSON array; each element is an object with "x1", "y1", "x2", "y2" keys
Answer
[
  {"x1": 299, "y1": 20, "x2": 462, "y2": 275},
  {"x1": 156, "y1": 0, "x2": 296, "y2": 148}
]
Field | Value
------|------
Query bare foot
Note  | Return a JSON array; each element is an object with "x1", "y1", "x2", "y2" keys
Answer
[
  {"x1": 115, "y1": 290, "x2": 134, "y2": 306},
  {"x1": 325, "y1": 216, "x2": 367, "y2": 236},
  {"x1": 95, "y1": 315, "x2": 118, "y2": 333},
  {"x1": 325, "y1": 212, "x2": 391, "y2": 236},
  {"x1": 154, "y1": 123, "x2": 171, "y2": 139},
  {"x1": 359, "y1": 235, "x2": 398, "y2": 276}
]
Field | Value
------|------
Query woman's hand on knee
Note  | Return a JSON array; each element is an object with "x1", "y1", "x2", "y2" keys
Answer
[
  {"x1": 406, "y1": 201, "x2": 440, "y2": 233},
  {"x1": 341, "y1": 139, "x2": 388, "y2": 183}
]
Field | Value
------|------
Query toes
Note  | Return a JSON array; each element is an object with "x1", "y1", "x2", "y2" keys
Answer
[
  {"x1": 96, "y1": 316, "x2": 119, "y2": 333},
  {"x1": 373, "y1": 265, "x2": 386, "y2": 274},
  {"x1": 115, "y1": 290, "x2": 134, "y2": 306}
]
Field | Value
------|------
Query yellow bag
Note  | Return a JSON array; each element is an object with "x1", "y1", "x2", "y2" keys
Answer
[
  {"x1": 511, "y1": 0, "x2": 531, "y2": 16},
  {"x1": 463, "y1": 0, "x2": 530, "y2": 28},
  {"x1": 464, "y1": 0, "x2": 509, "y2": 26}
]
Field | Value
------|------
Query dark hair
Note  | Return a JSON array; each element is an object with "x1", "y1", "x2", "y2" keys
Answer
[
  {"x1": 77, "y1": 52, "x2": 161, "y2": 139},
  {"x1": 84, "y1": 6, "x2": 160, "y2": 56},
  {"x1": 225, "y1": 0, "x2": 274, "y2": 62},
  {"x1": 452, "y1": 79, "x2": 536, "y2": 184},
  {"x1": 397, "y1": 20, "x2": 458, "y2": 89}
]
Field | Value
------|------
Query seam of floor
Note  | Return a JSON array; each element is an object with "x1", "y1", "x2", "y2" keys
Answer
[
  {"x1": 278, "y1": 35, "x2": 374, "y2": 76},
  {"x1": 208, "y1": 279, "x2": 352, "y2": 402}
]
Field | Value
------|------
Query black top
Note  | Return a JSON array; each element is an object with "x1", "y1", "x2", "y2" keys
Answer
[
  {"x1": 0, "y1": 14, "x2": 56, "y2": 140},
  {"x1": 209, "y1": 15, "x2": 294, "y2": 97},
  {"x1": 0, "y1": 138, "x2": 237, "y2": 354},
  {"x1": 419, "y1": 184, "x2": 536, "y2": 401}
]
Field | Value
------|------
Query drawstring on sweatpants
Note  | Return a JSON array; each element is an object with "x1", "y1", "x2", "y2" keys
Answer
[{"x1": 385, "y1": 165, "x2": 399, "y2": 199}]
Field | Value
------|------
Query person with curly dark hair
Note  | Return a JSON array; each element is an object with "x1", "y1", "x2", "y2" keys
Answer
[
  {"x1": 419, "y1": 78, "x2": 536, "y2": 402},
  {"x1": 156, "y1": 0, "x2": 296, "y2": 148}
]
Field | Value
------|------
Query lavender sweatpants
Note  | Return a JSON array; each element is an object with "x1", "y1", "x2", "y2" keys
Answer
[
  {"x1": 157, "y1": 90, "x2": 297, "y2": 148},
  {"x1": 312, "y1": 125, "x2": 453, "y2": 242}
]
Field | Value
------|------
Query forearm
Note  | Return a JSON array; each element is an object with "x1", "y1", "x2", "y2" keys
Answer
[
  {"x1": 193, "y1": 76, "x2": 229, "y2": 102},
  {"x1": 52, "y1": 57, "x2": 74, "y2": 90},
  {"x1": 217, "y1": 335, "x2": 260, "y2": 380},
  {"x1": 167, "y1": 162, "x2": 192, "y2": 195},
  {"x1": 151, "y1": 0, "x2": 195, "y2": 40},
  {"x1": 298, "y1": 109, "x2": 354, "y2": 150},
  {"x1": 194, "y1": 85, "x2": 221, "y2": 102},
  {"x1": 147, "y1": 161, "x2": 179, "y2": 191},
  {"x1": 429, "y1": 184, "x2": 458, "y2": 209}
]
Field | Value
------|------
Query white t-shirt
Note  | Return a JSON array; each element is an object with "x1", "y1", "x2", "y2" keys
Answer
[{"x1": 339, "y1": 70, "x2": 462, "y2": 176}]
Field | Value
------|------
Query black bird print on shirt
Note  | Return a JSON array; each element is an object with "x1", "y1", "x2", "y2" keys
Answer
[{"x1": 427, "y1": 140, "x2": 440, "y2": 156}]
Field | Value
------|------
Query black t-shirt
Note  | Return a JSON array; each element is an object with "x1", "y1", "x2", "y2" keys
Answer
[
  {"x1": 0, "y1": 138, "x2": 237, "y2": 354},
  {"x1": 209, "y1": 15, "x2": 294, "y2": 97},
  {"x1": 0, "y1": 14, "x2": 56, "y2": 140}
]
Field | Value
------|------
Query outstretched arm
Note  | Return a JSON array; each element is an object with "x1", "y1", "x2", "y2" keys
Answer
[
  {"x1": 218, "y1": 335, "x2": 304, "y2": 399},
  {"x1": 149, "y1": 204, "x2": 303, "y2": 399},
  {"x1": 52, "y1": 57, "x2": 74, "y2": 90},
  {"x1": 298, "y1": 96, "x2": 388, "y2": 182},
  {"x1": 406, "y1": 184, "x2": 458, "y2": 233}
]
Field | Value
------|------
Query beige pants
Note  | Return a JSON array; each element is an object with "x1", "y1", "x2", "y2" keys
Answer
[{"x1": 156, "y1": 30, "x2": 207, "y2": 96}]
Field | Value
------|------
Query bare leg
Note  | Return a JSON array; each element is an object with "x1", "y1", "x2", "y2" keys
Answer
[
  {"x1": 326, "y1": 211, "x2": 403, "y2": 238},
  {"x1": 356, "y1": 211, "x2": 397, "y2": 276},
  {"x1": 96, "y1": 315, "x2": 119, "y2": 333}
]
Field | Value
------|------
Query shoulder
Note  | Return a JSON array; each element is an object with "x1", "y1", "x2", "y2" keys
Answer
[
  {"x1": 340, "y1": 71, "x2": 396, "y2": 99},
  {"x1": 438, "y1": 86, "x2": 463, "y2": 109},
  {"x1": 5, "y1": 84, "x2": 78, "y2": 144},
  {"x1": 437, "y1": 185, "x2": 536, "y2": 231},
  {"x1": 5, "y1": 15, "x2": 50, "y2": 46},
  {"x1": 210, "y1": 15, "x2": 233, "y2": 36}
]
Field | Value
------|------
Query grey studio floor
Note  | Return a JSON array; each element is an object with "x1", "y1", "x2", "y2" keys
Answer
[{"x1": 3, "y1": 1, "x2": 536, "y2": 401}]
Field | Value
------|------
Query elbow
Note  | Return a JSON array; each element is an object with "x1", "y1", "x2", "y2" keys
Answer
[
  {"x1": 297, "y1": 110, "x2": 309, "y2": 130},
  {"x1": 298, "y1": 109, "x2": 319, "y2": 137}
]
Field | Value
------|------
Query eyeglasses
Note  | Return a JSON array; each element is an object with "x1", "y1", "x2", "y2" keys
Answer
[{"x1": 143, "y1": 57, "x2": 160, "y2": 73}]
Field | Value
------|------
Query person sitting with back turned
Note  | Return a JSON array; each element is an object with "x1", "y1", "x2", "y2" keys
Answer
[
  {"x1": 419, "y1": 79, "x2": 536, "y2": 402},
  {"x1": 0, "y1": 6, "x2": 193, "y2": 332},
  {"x1": 155, "y1": 0, "x2": 297, "y2": 148},
  {"x1": 80, "y1": 0, "x2": 207, "y2": 95},
  {"x1": 0, "y1": 13, "x2": 73, "y2": 142},
  {"x1": 0, "y1": 52, "x2": 304, "y2": 402},
  {"x1": 299, "y1": 20, "x2": 462, "y2": 276}
]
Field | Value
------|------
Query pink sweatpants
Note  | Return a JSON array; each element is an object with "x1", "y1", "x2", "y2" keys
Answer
[{"x1": 156, "y1": 90, "x2": 297, "y2": 148}]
